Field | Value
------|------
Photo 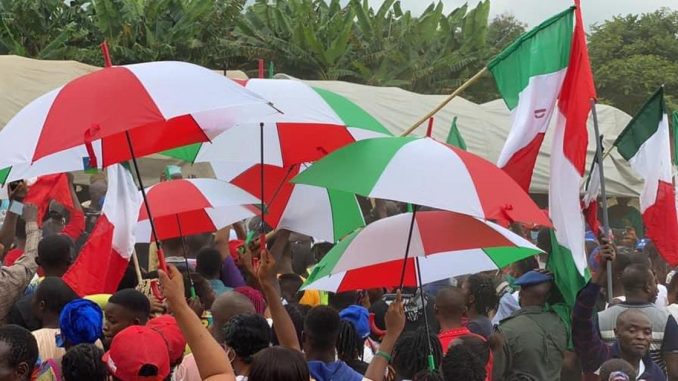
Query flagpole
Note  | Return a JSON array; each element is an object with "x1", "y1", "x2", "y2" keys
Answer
[
  {"x1": 591, "y1": 99, "x2": 613, "y2": 303},
  {"x1": 401, "y1": 67, "x2": 487, "y2": 137}
]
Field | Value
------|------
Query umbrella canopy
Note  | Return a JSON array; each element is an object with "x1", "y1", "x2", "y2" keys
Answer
[
  {"x1": 136, "y1": 178, "x2": 258, "y2": 242},
  {"x1": 136, "y1": 206, "x2": 254, "y2": 243},
  {"x1": 293, "y1": 136, "x2": 551, "y2": 227},
  {"x1": 162, "y1": 79, "x2": 391, "y2": 166},
  {"x1": 0, "y1": 61, "x2": 277, "y2": 183},
  {"x1": 302, "y1": 211, "x2": 542, "y2": 292},
  {"x1": 211, "y1": 161, "x2": 364, "y2": 243}
]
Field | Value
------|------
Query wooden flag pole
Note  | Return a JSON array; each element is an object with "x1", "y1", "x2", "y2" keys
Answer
[
  {"x1": 591, "y1": 99, "x2": 614, "y2": 303},
  {"x1": 401, "y1": 66, "x2": 488, "y2": 137}
]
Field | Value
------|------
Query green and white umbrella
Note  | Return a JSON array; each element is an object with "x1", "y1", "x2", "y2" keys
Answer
[
  {"x1": 303, "y1": 210, "x2": 542, "y2": 292},
  {"x1": 293, "y1": 136, "x2": 551, "y2": 227}
]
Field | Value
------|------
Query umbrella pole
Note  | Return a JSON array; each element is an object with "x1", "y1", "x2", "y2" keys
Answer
[
  {"x1": 591, "y1": 99, "x2": 613, "y2": 303},
  {"x1": 125, "y1": 130, "x2": 166, "y2": 272},
  {"x1": 398, "y1": 206, "x2": 418, "y2": 288},
  {"x1": 176, "y1": 214, "x2": 196, "y2": 298},
  {"x1": 259, "y1": 122, "x2": 266, "y2": 247},
  {"x1": 415, "y1": 257, "x2": 436, "y2": 372}
]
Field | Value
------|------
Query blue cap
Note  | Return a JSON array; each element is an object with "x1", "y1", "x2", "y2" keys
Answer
[
  {"x1": 514, "y1": 270, "x2": 553, "y2": 287},
  {"x1": 57, "y1": 299, "x2": 103, "y2": 348},
  {"x1": 339, "y1": 305, "x2": 370, "y2": 339}
]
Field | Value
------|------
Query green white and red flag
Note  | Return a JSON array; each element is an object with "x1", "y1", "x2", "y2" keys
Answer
[
  {"x1": 547, "y1": 1, "x2": 595, "y2": 305},
  {"x1": 613, "y1": 88, "x2": 678, "y2": 266},
  {"x1": 489, "y1": 8, "x2": 574, "y2": 191}
]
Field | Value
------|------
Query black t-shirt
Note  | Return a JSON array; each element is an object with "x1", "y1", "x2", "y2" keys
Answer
[{"x1": 7, "y1": 293, "x2": 40, "y2": 331}]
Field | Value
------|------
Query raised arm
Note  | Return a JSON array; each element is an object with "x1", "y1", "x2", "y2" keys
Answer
[
  {"x1": 258, "y1": 248, "x2": 301, "y2": 351},
  {"x1": 159, "y1": 265, "x2": 236, "y2": 381},
  {"x1": 365, "y1": 290, "x2": 405, "y2": 381},
  {"x1": 572, "y1": 241, "x2": 615, "y2": 373}
]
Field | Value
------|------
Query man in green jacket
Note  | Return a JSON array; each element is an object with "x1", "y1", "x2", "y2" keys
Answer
[{"x1": 492, "y1": 270, "x2": 568, "y2": 381}]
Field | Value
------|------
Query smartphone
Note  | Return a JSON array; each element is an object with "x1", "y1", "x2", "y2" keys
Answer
[{"x1": 8, "y1": 201, "x2": 23, "y2": 216}]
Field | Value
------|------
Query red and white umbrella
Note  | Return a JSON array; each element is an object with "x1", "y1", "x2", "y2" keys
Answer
[
  {"x1": 211, "y1": 161, "x2": 365, "y2": 242},
  {"x1": 303, "y1": 211, "x2": 543, "y2": 292},
  {"x1": 163, "y1": 79, "x2": 391, "y2": 166},
  {"x1": 136, "y1": 178, "x2": 257, "y2": 242},
  {"x1": 0, "y1": 61, "x2": 277, "y2": 183}
]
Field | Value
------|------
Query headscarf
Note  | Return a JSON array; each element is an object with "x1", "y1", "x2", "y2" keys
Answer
[
  {"x1": 57, "y1": 299, "x2": 103, "y2": 347},
  {"x1": 235, "y1": 286, "x2": 266, "y2": 315}
]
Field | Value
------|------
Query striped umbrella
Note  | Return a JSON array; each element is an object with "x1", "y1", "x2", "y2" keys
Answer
[
  {"x1": 302, "y1": 211, "x2": 542, "y2": 292},
  {"x1": 211, "y1": 161, "x2": 364, "y2": 243},
  {"x1": 162, "y1": 79, "x2": 391, "y2": 166},
  {"x1": 0, "y1": 61, "x2": 277, "y2": 184},
  {"x1": 136, "y1": 178, "x2": 257, "y2": 242},
  {"x1": 293, "y1": 136, "x2": 551, "y2": 227}
]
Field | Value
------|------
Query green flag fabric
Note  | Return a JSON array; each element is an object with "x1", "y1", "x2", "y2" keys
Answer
[{"x1": 445, "y1": 117, "x2": 467, "y2": 150}]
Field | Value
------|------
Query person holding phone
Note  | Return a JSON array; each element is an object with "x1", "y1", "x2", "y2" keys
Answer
[{"x1": 0, "y1": 203, "x2": 41, "y2": 323}]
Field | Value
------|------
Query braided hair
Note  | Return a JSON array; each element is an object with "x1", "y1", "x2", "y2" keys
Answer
[
  {"x1": 62, "y1": 344, "x2": 107, "y2": 381},
  {"x1": 392, "y1": 327, "x2": 443, "y2": 380},
  {"x1": 336, "y1": 320, "x2": 364, "y2": 362},
  {"x1": 222, "y1": 313, "x2": 271, "y2": 364},
  {"x1": 466, "y1": 274, "x2": 498, "y2": 316}
]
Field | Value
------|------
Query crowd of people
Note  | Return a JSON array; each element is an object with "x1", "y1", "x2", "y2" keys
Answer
[{"x1": 0, "y1": 173, "x2": 674, "y2": 381}]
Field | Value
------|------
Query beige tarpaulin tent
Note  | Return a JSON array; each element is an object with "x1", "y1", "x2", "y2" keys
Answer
[
  {"x1": 0, "y1": 55, "x2": 642, "y2": 196},
  {"x1": 301, "y1": 79, "x2": 642, "y2": 197}
]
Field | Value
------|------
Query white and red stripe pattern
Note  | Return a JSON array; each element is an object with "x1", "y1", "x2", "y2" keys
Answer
[
  {"x1": 0, "y1": 61, "x2": 277, "y2": 182},
  {"x1": 136, "y1": 178, "x2": 258, "y2": 242},
  {"x1": 303, "y1": 211, "x2": 542, "y2": 292}
]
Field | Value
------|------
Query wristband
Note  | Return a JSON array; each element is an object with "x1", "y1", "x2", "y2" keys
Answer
[{"x1": 375, "y1": 350, "x2": 392, "y2": 362}]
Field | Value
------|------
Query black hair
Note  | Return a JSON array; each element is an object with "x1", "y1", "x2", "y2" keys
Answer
[
  {"x1": 0, "y1": 325, "x2": 38, "y2": 378},
  {"x1": 328, "y1": 291, "x2": 359, "y2": 311},
  {"x1": 61, "y1": 343, "x2": 107, "y2": 381},
  {"x1": 413, "y1": 370, "x2": 444, "y2": 381},
  {"x1": 312, "y1": 242, "x2": 334, "y2": 262},
  {"x1": 34, "y1": 277, "x2": 78, "y2": 315},
  {"x1": 272, "y1": 303, "x2": 304, "y2": 347},
  {"x1": 668, "y1": 273, "x2": 678, "y2": 297},
  {"x1": 621, "y1": 263, "x2": 653, "y2": 293},
  {"x1": 337, "y1": 319, "x2": 364, "y2": 362},
  {"x1": 248, "y1": 346, "x2": 309, "y2": 381},
  {"x1": 304, "y1": 306, "x2": 341, "y2": 352},
  {"x1": 441, "y1": 343, "x2": 485, "y2": 381},
  {"x1": 278, "y1": 273, "x2": 303, "y2": 303},
  {"x1": 108, "y1": 289, "x2": 151, "y2": 324},
  {"x1": 536, "y1": 228, "x2": 552, "y2": 254},
  {"x1": 392, "y1": 327, "x2": 443, "y2": 380},
  {"x1": 455, "y1": 334, "x2": 490, "y2": 366},
  {"x1": 222, "y1": 313, "x2": 271, "y2": 364},
  {"x1": 466, "y1": 274, "x2": 498, "y2": 316},
  {"x1": 196, "y1": 248, "x2": 223, "y2": 279},
  {"x1": 599, "y1": 358, "x2": 637, "y2": 381},
  {"x1": 185, "y1": 233, "x2": 213, "y2": 254},
  {"x1": 37, "y1": 235, "x2": 73, "y2": 269}
]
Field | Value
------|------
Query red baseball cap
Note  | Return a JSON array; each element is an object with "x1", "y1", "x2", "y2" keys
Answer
[
  {"x1": 147, "y1": 315, "x2": 186, "y2": 364},
  {"x1": 102, "y1": 326, "x2": 170, "y2": 381}
]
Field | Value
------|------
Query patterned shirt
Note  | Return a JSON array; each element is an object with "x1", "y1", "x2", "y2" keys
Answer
[{"x1": 0, "y1": 222, "x2": 40, "y2": 323}]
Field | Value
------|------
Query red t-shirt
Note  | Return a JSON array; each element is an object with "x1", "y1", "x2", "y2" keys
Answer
[{"x1": 438, "y1": 326, "x2": 472, "y2": 354}]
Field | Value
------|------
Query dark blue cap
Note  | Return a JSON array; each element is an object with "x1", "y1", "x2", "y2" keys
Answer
[{"x1": 514, "y1": 270, "x2": 553, "y2": 287}]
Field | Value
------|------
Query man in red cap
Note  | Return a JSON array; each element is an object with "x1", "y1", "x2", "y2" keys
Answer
[{"x1": 102, "y1": 325, "x2": 170, "y2": 381}]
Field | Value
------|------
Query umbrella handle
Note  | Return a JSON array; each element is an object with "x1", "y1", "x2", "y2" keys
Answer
[{"x1": 157, "y1": 247, "x2": 168, "y2": 273}]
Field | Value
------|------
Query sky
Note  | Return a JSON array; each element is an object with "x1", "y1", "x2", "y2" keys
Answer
[{"x1": 380, "y1": 0, "x2": 678, "y2": 27}]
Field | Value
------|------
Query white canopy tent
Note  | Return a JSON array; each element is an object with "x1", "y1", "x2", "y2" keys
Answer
[{"x1": 0, "y1": 55, "x2": 642, "y2": 196}]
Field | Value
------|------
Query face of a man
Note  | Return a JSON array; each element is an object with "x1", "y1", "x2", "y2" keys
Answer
[
  {"x1": 616, "y1": 313, "x2": 652, "y2": 358},
  {"x1": 103, "y1": 303, "x2": 138, "y2": 348},
  {"x1": 0, "y1": 342, "x2": 26, "y2": 381}
]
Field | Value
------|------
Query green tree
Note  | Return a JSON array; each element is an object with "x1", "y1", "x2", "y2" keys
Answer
[{"x1": 588, "y1": 8, "x2": 678, "y2": 114}]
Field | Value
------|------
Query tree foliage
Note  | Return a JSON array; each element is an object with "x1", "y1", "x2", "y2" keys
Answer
[{"x1": 588, "y1": 8, "x2": 678, "y2": 114}]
